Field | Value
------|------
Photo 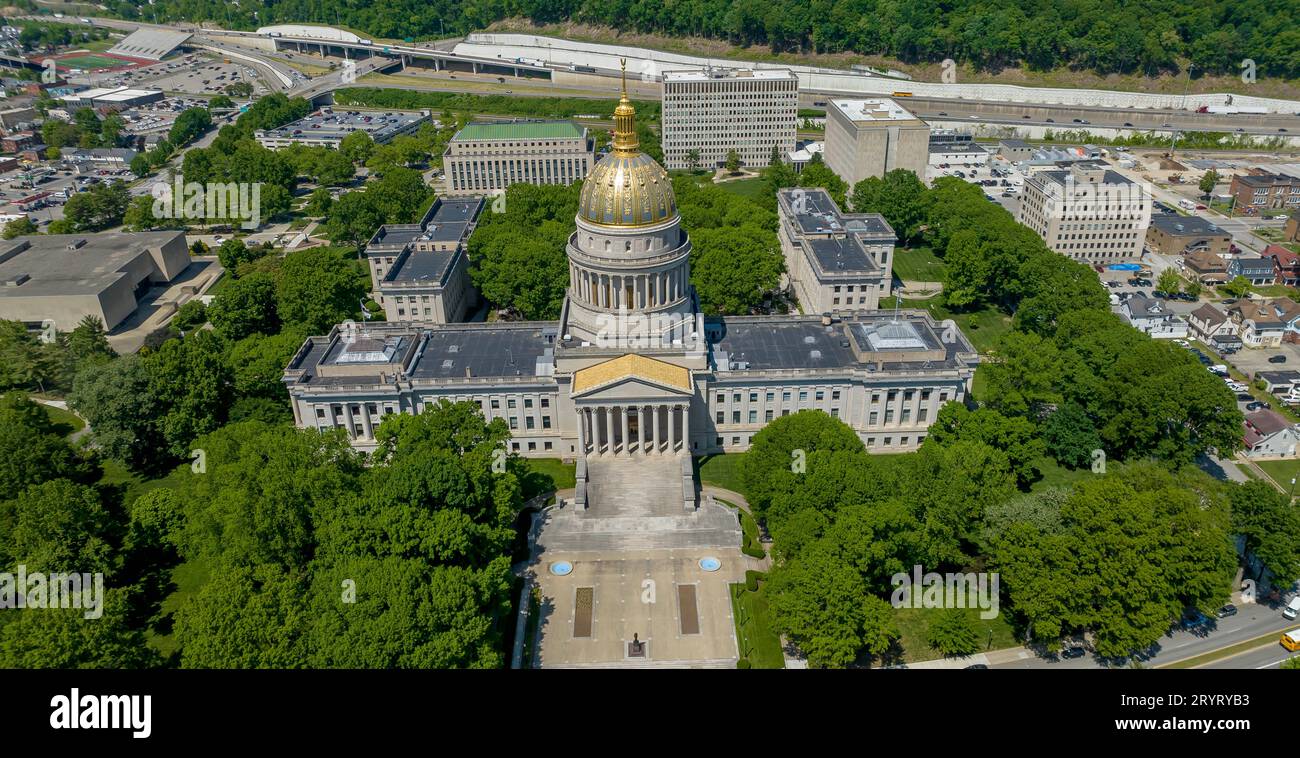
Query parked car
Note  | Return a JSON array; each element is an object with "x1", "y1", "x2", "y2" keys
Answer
[
  {"x1": 1236, "y1": 393, "x2": 1255, "y2": 402},
  {"x1": 1269, "y1": 355, "x2": 1288, "y2": 363},
  {"x1": 1061, "y1": 646, "x2": 1086, "y2": 659},
  {"x1": 1247, "y1": 401, "x2": 1270, "y2": 411},
  {"x1": 1181, "y1": 610, "x2": 1211, "y2": 630},
  {"x1": 1216, "y1": 604, "x2": 1238, "y2": 619}
]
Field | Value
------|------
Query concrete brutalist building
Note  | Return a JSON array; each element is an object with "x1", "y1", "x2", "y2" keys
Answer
[
  {"x1": 0, "y1": 231, "x2": 189, "y2": 330},
  {"x1": 823, "y1": 98, "x2": 930, "y2": 185}
]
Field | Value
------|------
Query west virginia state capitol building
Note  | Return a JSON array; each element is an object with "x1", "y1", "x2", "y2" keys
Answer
[{"x1": 282, "y1": 81, "x2": 979, "y2": 467}]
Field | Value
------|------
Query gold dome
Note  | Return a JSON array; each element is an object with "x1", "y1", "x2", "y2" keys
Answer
[{"x1": 577, "y1": 60, "x2": 677, "y2": 228}]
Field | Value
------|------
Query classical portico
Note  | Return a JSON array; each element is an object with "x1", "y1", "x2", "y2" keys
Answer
[
  {"x1": 575, "y1": 403, "x2": 690, "y2": 456},
  {"x1": 571, "y1": 353, "x2": 695, "y2": 458}
]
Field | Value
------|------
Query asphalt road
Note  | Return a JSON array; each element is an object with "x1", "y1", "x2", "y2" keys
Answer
[
  {"x1": 991, "y1": 601, "x2": 1298, "y2": 669},
  {"x1": 1201, "y1": 640, "x2": 1298, "y2": 669}
]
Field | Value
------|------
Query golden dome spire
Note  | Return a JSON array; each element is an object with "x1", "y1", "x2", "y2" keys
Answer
[{"x1": 611, "y1": 59, "x2": 639, "y2": 154}]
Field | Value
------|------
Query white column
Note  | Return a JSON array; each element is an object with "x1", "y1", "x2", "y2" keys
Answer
[
  {"x1": 667, "y1": 405, "x2": 677, "y2": 451},
  {"x1": 360, "y1": 403, "x2": 373, "y2": 439},
  {"x1": 681, "y1": 403, "x2": 690, "y2": 453},
  {"x1": 578, "y1": 407, "x2": 587, "y2": 455},
  {"x1": 605, "y1": 406, "x2": 615, "y2": 455},
  {"x1": 653, "y1": 405, "x2": 662, "y2": 453},
  {"x1": 624, "y1": 405, "x2": 634, "y2": 455},
  {"x1": 641, "y1": 405, "x2": 650, "y2": 453},
  {"x1": 343, "y1": 404, "x2": 355, "y2": 439}
]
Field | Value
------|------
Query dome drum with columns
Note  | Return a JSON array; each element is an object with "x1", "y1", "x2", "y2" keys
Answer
[{"x1": 562, "y1": 61, "x2": 698, "y2": 348}]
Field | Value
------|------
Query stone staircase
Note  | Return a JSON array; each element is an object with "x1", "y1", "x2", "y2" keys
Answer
[{"x1": 536, "y1": 455, "x2": 741, "y2": 553}]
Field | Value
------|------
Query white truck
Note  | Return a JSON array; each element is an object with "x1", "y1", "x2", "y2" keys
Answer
[{"x1": 1285, "y1": 596, "x2": 1300, "y2": 621}]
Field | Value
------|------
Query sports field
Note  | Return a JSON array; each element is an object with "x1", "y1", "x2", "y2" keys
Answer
[{"x1": 55, "y1": 52, "x2": 136, "y2": 71}]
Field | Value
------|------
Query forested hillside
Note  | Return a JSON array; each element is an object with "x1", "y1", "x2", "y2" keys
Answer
[{"x1": 93, "y1": 0, "x2": 1300, "y2": 80}]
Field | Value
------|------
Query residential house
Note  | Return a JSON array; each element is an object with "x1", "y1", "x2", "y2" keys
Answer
[
  {"x1": 1267, "y1": 244, "x2": 1300, "y2": 287},
  {"x1": 1183, "y1": 249, "x2": 1229, "y2": 284},
  {"x1": 1228, "y1": 298, "x2": 1300, "y2": 348},
  {"x1": 1120, "y1": 294, "x2": 1188, "y2": 339},
  {"x1": 1242, "y1": 409, "x2": 1300, "y2": 458},
  {"x1": 1228, "y1": 254, "x2": 1277, "y2": 286},
  {"x1": 1186, "y1": 303, "x2": 1241, "y2": 353},
  {"x1": 1257, "y1": 370, "x2": 1300, "y2": 395}
]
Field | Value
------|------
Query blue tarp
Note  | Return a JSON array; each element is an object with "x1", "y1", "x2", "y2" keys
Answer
[{"x1": 1107, "y1": 263, "x2": 1143, "y2": 271}]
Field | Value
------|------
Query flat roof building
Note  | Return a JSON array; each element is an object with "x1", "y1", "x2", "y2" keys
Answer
[
  {"x1": 776, "y1": 187, "x2": 895, "y2": 315},
  {"x1": 1016, "y1": 162, "x2": 1151, "y2": 263},
  {"x1": 660, "y1": 67, "x2": 798, "y2": 171},
  {"x1": 255, "y1": 109, "x2": 430, "y2": 150},
  {"x1": 364, "y1": 196, "x2": 485, "y2": 324},
  {"x1": 824, "y1": 98, "x2": 930, "y2": 185},
  {"x1": 443, "y1": 120, "x2": 593, "y2": 195},
  {"x1": 1145, "y1": 214, "x2": 1231, "y2": 257},
  {"x1": 0, "y1": 231, "x2": 190, "y2": 330}
]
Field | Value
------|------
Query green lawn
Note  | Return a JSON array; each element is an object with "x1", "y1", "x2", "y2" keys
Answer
[
  {"x1": 891, "y1": 245, "x2": 947, "y2": 283},
  {"x1": 696, "y1": 452, "x2": 747, "y2": 492},
  {"x1": 1253, "y1": 459, "x2": 1300, "y2": 494},
  {"x1": 518, "y1": 457, "x2": 576, "y2": 499},
  {"x1": 98, "y1": 459, "x2": 193, "y2": 508},
  {"x1": 41, "y1": 403, "x2": 85, "y2": 436},
  {"x1": 892, "y1": 606, "x2": 1020, "y2": 663},
  {"x1": 1033, "y1": 457, "x2": 1099, "y2": 492},
  {"x1": 731, "y1": 583, "x2": 785, "y2": 668},
  {"x1": 147, "y1": 557, "x2": 212, "y2": 658},
  {"x1": 714, "y1": 177, "x2": 767, "y2": 201}
]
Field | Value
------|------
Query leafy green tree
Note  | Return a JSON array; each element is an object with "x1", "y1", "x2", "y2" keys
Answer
[
  {"x1": 2, "y1": 479, "x2": 115, "y2": 574},
  {"x1": 1199, "y1": 169, "x2": 1220, "y2": 199},
  {"x1": 1230, "y1": 480, "x2": 1300, "y2": 587},
  {"x1": 174, "y1": 563, "x2": 310, "y2": 668},
  {"x1": 130, "y1": 154, "x2": 151, "y2": 178},
  {"x1": 725, "y1": 149, "x2": 741, "y2": 174},
  {"x1": 226, "y1": 327, "x2": 309, "y2": 402},
  {"x1": 172, "y1": 300, "x2": 209, "y2": 333},
  {"x1": 739, "y1": 410, "x2": 865, "y2": 520},
  {"x1": 798, "y1": 161, "x2": 848, "y2": 209},
  {"x1": 275, "y1": 247, "x2": 366, "y2": 332},
  {"x1": 926, "y1": 404, "x2": 1047, "y2": 488},
  {"x1": 1223, "y1": 275, "x2": 1251, "y2": 298},
  {"x1": 0, "y1": 393, "x2": 94, "y2": 498},
  {"x1": 142, "y1": 330, "x2": 234, "y2": 460},
  {"x1": 0, "y1": 589, "x2": 161, "y2": 669},
  {"x1": 851, "y1": 169, "x2": 930, "y2": 243},
  {"x1": 339, "y1": 130, "x2": 375, "y2": 164},
  {"x1": 62, "y1": 181, "x2": 131, "y2": 232},
  {"x1": 69, "y1": 355, "x2": 164, "y2": 468},
  {"x1": 2, "y1": 216, "x2": 36, "y2": 239},
  {"x1": 1157, "y1": 267, "x2": 1182, "y2": 295},
  {"x1": 927, "y1": 608, "x2": 981, "y2": 656},
  {"x1": 207, "y1": 272, "x2": 279, "y2": 340},
  {"x1": 690, "y1": 225, "x2": 783, "y2": 314},
  {"x1": 1041, "y1": 403, "x2": 1103, "y2": 469},
  {"x1": 768, "y1": 549, "x2": 898, "y2": 668}
]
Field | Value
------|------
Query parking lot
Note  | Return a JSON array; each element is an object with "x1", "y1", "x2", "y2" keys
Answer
[{"x1": 84, "y1": 53, "x2": 269, "y2": 98}]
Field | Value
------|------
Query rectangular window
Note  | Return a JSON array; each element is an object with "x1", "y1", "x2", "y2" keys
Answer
[
  {"x1": 509, "y1": 417, "x2": 518, "y2": 429},
  {"x1": 732, "y1": 411, "x2": 741, "y2": 423},
  {"x1": 748, "y1": 410, "x2": 757, "y2": 423}
]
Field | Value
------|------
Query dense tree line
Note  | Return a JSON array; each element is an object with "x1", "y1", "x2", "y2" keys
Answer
[
  {"x1": 69, "y1": 245, "x2": 367, "y2": 473},
  {"x1": 100, "y1": 0, "x2": 1299, "y2": 79},
  {"x1": 0, "y1": 389, "x2": 524, "y2": 668}
]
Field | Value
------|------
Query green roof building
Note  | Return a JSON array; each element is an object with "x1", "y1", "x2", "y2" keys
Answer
[{"x1": 444, "y1": 119, "x2": 594, "y2": 195}]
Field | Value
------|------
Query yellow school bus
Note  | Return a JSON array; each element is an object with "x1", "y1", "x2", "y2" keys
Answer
[{"x1": 1282, "y1": 629, "x2": 1300, "y2": 652}]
